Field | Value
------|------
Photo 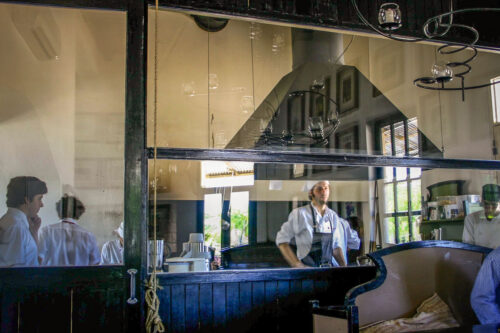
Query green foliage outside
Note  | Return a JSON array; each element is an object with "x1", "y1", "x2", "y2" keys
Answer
[{"x1": 231, "y1": 209, "x2": 248, "y2": 246}]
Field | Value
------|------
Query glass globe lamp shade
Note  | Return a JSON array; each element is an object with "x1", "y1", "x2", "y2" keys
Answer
[
  {"x1": 431, "y1": 63, "x2": 453, "y2": 83},
  {"x1": 378, "y1": 3, "x2": 402, "y2": 30}
]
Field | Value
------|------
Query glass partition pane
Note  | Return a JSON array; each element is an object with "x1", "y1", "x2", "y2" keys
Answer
[
  {"x1": 147, "y1": 159, "x2": 500, "y2": 272},
  {"x1": 148, "y1": 9, "x2": 500, "y2": 160},
  {"x1": 0, "y1": 3, "x2": 126, "y2": 267}
]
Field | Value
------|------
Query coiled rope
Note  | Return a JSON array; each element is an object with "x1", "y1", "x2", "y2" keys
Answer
[{"x1": 145, "y1": 0, "x2": 165, "y2": 332}]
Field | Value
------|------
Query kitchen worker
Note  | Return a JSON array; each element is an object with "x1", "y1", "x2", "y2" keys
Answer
[
  {"x1": 38, "y1": 194, "x2": 100, "y2": 266},
  {"x1": 100, "y1": 221, "x2": 124, "y2": 265},
  {"x1": 275, "y1": 180, "x2": 360, "y2": 268},
  {"x1": 463, "y1": 184, "x2": 500, "y2": 249},
  {"x1": 0, "y1": 176, "x2": 47, "y2": 267},
  {"x1": 470, "y1": 245, "x2": 500, "y2": 324}
]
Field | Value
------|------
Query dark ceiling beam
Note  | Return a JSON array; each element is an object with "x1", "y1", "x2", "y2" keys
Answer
[
  {"x1": 0, "y1": 0, "x2": 125, "y2": 11},
  {"x1": 147, "y1": 147, "x2": 500, "y2": 170},
  {"x1": 152, "y1": 0, "x2": 500, "y2": 50}
]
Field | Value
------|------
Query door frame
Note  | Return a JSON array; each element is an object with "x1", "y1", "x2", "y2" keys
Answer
[{"x1": 0, "y1": 0, "x2": 148, "y2": 332}]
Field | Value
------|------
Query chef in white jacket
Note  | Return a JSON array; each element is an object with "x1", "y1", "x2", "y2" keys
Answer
[
  {"x1": 0, "y1": 176, "x2": 47, "y2": 267},
  {"x1": 38, "y1": 195, "x2": 100, "y2": 266},
  {"x1": 463, "y1": 184, "x2": 500, "y2": 249},
  {"x1": 276, "y1": 181, "x2": 360, "y2": 268},
  {"x1": 101, "y1": 222, "x2": 124, "y2": 265}
]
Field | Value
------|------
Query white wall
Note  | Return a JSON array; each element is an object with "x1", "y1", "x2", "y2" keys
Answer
[{"x1": 0, "y1": 4, "x2": 126, "y2": 250}]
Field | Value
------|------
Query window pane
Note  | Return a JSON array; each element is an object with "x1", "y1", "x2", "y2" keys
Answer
[
  {"x1": 407, "y1": 118, "x2": 420, "y2": 157},
  {"x1": 230, "y1": 191, "x2": 249, "y2": 247},
  {"x1": 410, "y1": 167, "x2": 422, "y2": 179},
  {"x1": 412, "y1": 215, "x2": 421, "y2": 241},
  {"x1": 395, "y1": 167, "x2": 407, "y2": 181},
  {"x1": 0, "y1": 4, "x2": 126, "y2": 268},
  {"x1": 393, "y1": 121, "x2": 405, "y2": 157},
  {"x1": 381, "y1": 125, "x2": 392, "y2": 156},
  {"x1": 398, "y1": 216, "x2": 409, "y2": 243},
  {"x1": 384, "y1": 167, "x2": 394, "y2": 182},
  {"x1": 396, "y1": 182, "x2": 409, "y2": 212},
  {"x1": 147, "y1": 161, "x2": 500, "y2": 271},
  {"x1": 385, "y1": 217, "x2": 396, "y2": 244},
  {"x1": 384, "y1": 184, "x2": 395, "y2": 213},
  {"x1": 411, "y1": 180, "x2": 422, "y2": 212},
  {"x1": 204, "y1": 193, "x2": 222, "y2": 255}
]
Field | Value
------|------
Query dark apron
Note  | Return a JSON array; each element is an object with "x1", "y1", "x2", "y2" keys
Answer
[{"x1": 301, "y1": 205, "x2": 334, "y2": 267}]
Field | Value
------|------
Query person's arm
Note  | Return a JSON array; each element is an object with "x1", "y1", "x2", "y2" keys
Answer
[
  {"x1": 471, "y1": 253, "x2": 500, "y2": 324},
  {"x1": 462, "y1": 215, "x2": 475, "y2": 244},
  {"x1": 28, "y1": 215, "x2": 41, "y2": 245},
  {"x1": 278, "y1": 243, "x2": 307, "y2": 268},
  {"x1": 276, "y1": 214, "x2": 309, "y2": 268},
  {"x1": 333, "y1": 247, "x2": 346, "y2": 267},
  {"x1": 344, "y1": 220, "x2": 361, "y2": 250},
  {"x1": 2, "y1": 225, "x2": 26, "y2": 267}
]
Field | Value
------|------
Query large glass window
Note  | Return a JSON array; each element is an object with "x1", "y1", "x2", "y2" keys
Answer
[
  {"x1": 148, "y1": 159, "x2": 498, "y2": 272},
  {"x1": 145, "y1": 9, "x2": 500, "y2": 272},
  {"x1": 381, "y1": 118, "x2": 422, "y2": 244},
  {"x1": 0, "y1": 3, "x2": 126, "y2": 268},
  {"x1": 147, "y1": 9, "x2": 500, "y2": 161}
]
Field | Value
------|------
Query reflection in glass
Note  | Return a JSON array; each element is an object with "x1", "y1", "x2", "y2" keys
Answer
[
  {"x1": 385, "y1": 217, "x2": 396, "y2": 244},
  {"x1": 396, "y1": 182, "x2": 409, "y2": 212},
  {"x1": 0, "y1": 4, "x2": 126, "y2": 267},
  {"x1": 147, "y1": 160, "x2": 499, "y2": 271},
  {"x1": 398, "y1": 216, "x2": 409, "y2": 243},
  {"x1": 384, "y1": 184, "x2": 395, "y2": 213}
]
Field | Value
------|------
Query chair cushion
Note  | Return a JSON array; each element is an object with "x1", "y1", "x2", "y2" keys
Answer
[{"x1": 360, "y1": 293, "x2": 459, "y2": 333}]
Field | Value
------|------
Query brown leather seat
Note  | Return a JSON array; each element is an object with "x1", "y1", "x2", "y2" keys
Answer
[{"x1": 312, "y1": 241, "x2": 491, "y2": 333}]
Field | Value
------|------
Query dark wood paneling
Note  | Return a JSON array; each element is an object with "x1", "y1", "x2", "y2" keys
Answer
[
  {"x1": 171, "y1": 284, "x2": 186, "y2": 332},
  {"x1": 212, "y1": 283, "x2": 226, "y2": 330},
  {"x1": 157, "y1": 266, "x2": 376, "y2": 333},
  {"x1": 199, "y1": 283, "x2": 213, "y2": 332},
  {"x1": 185, "y1": 284, "x2": 199, "y2": 332}
]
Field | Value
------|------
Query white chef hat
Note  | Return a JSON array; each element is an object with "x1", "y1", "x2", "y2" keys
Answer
[
  {"x1": 304, "y1": 180, "x2": 330, "y2": 192},
  {"x1": 113, "y1": 222, "x2": 124, "y2": 239}
]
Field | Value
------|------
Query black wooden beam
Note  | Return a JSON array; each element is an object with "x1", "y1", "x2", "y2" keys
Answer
[
  {"x1": 146, "y1": 147, "x2": 500, "y2": 170},
  {"x1": 125, "y1": 0, "x2": 148, "y2": 331},
  {"x1": 157, "y1": 265, "x2": 376, "y2": 285},
  {"x1": 0, "y1": 0, "x2": 125, "y2": 10},
  {"x1": 151, "y1": 0, "x2": 500, "y2": 50}
]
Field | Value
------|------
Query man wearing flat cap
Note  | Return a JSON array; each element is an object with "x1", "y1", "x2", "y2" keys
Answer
[
  {"x1": 275, "y1": 180, "x2": 360, "y2": 268},
  {"x1": 463, "y1": 184, "x2": 500, "y2": 248}
]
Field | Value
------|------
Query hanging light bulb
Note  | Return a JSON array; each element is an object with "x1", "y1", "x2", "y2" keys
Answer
[
  {"x1": 431, "y1": 62, "x2": 453, "y2": 83},
  {"x1": 378, "y1": 3, "x2": 402, "y2": 30}
]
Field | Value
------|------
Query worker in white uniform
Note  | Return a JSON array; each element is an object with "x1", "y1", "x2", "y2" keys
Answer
[
  {"x1": 463, "y1": 184, "x2": 500, "y2": 249},
  {"x1": 0, "y1": 176, "x2": 47, "y2": 267},
  {"x1": 101, "y1": 221, "x2": 124, "y2": 265},
  {"x1": 38, "y1": 195, "x2": 100, "y2": 266},
  {"x1": 276, "y1": 180, "x2": 360, "y2": 268}
]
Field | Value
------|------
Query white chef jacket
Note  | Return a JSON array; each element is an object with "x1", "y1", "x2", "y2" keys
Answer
[
  {"x1": 463, "y1": 210, "x2": 500, "y2": 249},
  {"x1": 38, "y1": 219, "x2": 100, "y2": 266},
  {"x1": 101, "y1": 239, "x2": 123, "y2": 265},
  {"x1": 0, "y1": 208, "x2": 39, "y2": 267},
  {"x1": 276, "y1": 204, "x2": 360, "y2": 266}
]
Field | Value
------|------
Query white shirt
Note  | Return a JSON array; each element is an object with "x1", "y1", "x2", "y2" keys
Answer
[
  {"x1": 276, "y1": 204, "x2": 360, "y2": 265},
  {"x1": 463, "y1": 210, "x2": 500, "y2": 249},
  {"x1": 38, "y1": 219, "x2": 100, "y2": 266},
  {"x1": 0, "y1": 208, "x2": 39, "y2": 267},
  {"x1": 101, "y1": 239, "x2": 123, "y2": 265}
]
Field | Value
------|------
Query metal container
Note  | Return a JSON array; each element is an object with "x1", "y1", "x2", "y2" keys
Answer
[{"x1": 147, "y1": 239, "x2": 164, "y2": 272}]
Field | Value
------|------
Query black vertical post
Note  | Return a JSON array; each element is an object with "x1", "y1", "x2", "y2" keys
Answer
[{"x1": 124, "y1": 0, "x2": 147, "y2": 332}]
